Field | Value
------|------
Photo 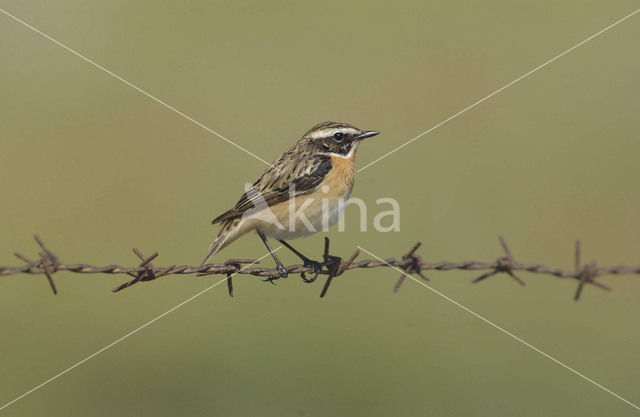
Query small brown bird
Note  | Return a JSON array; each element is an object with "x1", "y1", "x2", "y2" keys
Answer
[{"x1": 201, "y1": 121, "x2": 379, "y2": 279}]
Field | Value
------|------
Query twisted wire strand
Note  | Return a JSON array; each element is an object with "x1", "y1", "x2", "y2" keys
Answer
[{"x1": 1, "y1": 236, "x2": 638, "y2": 299}]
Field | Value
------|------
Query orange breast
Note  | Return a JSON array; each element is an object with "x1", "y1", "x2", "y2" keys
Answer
[{"x1": 322, "y1": 153, "x2": 356, "y2": 198}]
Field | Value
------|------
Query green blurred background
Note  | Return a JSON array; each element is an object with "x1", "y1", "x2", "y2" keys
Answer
[{"x1": 1, "y1": 1, "x2": 639, "y2": 416}]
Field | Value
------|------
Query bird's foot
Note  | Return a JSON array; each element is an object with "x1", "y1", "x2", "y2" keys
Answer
[
  {"x1": 276, "y1": 263, "x2": 288, "y2": 278},
  {"x1": 300, "y1": 255, "x2": 341, "y2": 283},
  {"x1": 300, "y1": 259, "x2": 323, "y2": 283},
  {"x1": 262, "y1": 276, "x2": 279, "y2": 285},
  {"x1": 262, "y1": 263, "x2": 288, "y2": 284},
  {"x1": 277, "y1": 238, "x2": 342, "y2": 284},
  {"x1": 299, "y1": 240, "x2": 342, "y2": 284}
]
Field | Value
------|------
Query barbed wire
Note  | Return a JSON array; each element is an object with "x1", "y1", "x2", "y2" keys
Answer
[{"x1": 1, "y1": 235, "x2": 638, "y2": 300}]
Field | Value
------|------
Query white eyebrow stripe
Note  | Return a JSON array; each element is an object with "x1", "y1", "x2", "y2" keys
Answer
[{"x1": 308, "y1": 127, "x2": 359, "y2": 140}]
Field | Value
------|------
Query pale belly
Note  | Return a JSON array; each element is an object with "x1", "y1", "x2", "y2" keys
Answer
[{"x1": 249, "y1": 187, "x2": 351, "y2": 240}]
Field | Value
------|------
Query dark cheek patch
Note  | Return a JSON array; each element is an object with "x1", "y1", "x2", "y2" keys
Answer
[{"x1": 320, "y1": 138, "x2": 352, "y2": 155}]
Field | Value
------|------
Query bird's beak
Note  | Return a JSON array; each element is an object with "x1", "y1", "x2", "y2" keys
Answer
[{"x1": 355, "y1": 130, "x2": 380, "y2": 141}]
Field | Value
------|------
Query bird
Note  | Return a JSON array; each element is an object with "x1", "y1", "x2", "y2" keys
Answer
[{"x1": 200, "y1": 121, "x2": 379, "y2": 281}]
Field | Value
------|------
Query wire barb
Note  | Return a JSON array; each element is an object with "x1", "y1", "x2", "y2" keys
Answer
[
  {"x1": 393, "y1": 242, "x2": 429, "y2": 293},
  {"x1": 471, "y1": 237, "x2": 526, "y2": 286},
  {"x1": 572, "y1": 240, "x2": 611, "y2": 301},
  {"x1": 1, "y1": 235, "x2": 639, "y2": 300},
  {"x1": 112, "y1": 249, "x2": 171, "y2": 293},
  {"x1": 220, "y1": 259, "x2": 254, "y2": 297},
  {"x1": 32, "y1": 235, "x2": 58, "y2": 294}
]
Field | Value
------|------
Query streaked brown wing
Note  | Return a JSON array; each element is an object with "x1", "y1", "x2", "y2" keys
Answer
[{"x1": 212, "y1": 155, "x2": 331, "y2": 224}]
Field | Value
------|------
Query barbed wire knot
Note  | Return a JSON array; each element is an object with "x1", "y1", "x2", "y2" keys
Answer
[
  {"x1": 572, "y1": 241, "x2": 610, "y2": 301},
  {"x1": 221, "y1": 259, "x2": 251, "y2": 297},
  {"x1": 112, "y1": 249, "x2": 175, "y2": 293},
  {"x1": 26, "y1": 235, "x2": 60, "y2": 295},
  {"x1": 472, "y1": 236, "x2": 526, "y2": 286},
  {"x1": 393, "y1": 242, "x2": 429, "y2": 293}
]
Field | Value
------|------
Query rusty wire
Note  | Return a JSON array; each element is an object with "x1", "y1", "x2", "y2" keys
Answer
[{"x1": 1, "y1": 235, "x2": 638, "y2": 300}]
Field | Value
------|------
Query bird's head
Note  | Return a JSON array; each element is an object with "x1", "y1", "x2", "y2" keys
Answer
[{"x1": 302, "y1": 121, "x2": 379, "y2": 158}]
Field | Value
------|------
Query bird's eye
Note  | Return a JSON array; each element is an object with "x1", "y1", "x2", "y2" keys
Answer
[{"x1": 333, "y1": 132, "x2": 344, "y2": 141}]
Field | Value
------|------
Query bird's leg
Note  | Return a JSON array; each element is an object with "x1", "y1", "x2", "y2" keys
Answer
[
  {"x1": 257, "y1": 231, "x2": 288, "y2": 279},
  {"x1": 278, "y1": 240, "x2": 324, "y2": 283}
]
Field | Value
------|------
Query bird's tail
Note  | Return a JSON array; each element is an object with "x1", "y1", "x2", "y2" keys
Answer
[{"x1": 199, "y1": 219, "x2": 243, "y2": 266}]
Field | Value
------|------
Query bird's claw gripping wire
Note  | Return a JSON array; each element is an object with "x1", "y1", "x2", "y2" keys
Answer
[
  {"x1": 299, "y1": 259, "x2": 322, "y2": 282},
  {"x1": 262, "y1": 263, "x2": 288, "y2": 284}
]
